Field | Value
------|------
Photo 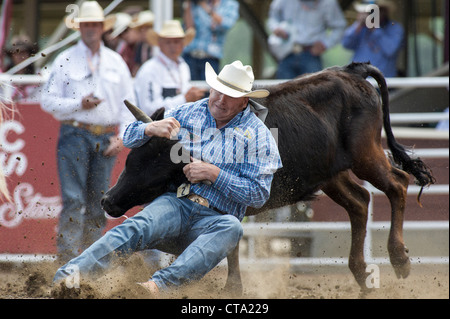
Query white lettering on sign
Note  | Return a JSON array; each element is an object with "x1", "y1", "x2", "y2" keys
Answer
[{"x1": 0, "y1": 119, "x2": 62, "y2": 228}]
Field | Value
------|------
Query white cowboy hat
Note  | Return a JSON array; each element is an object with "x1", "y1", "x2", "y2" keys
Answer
[
  {"x1": 110, "y1": 12, "x2": 132, "y2": 38},
  {"x1": 69, "y1": 1, "x2": 109, "y2": 30},
  {"x1": 354, "y1": 0, "x2": 396, "y2": 13},
  {"x1": 74, "y1": 1, "x2": 105, "y2": 23},
  {"x1": 205, "y1": 61, "x2": 270, "y2": 99},
  {"x1": 146, "y1": 20, "x2": 195, "y2": 46},
  {"x1": 130, "y1": 10, "x2": 155, "y2": 29}
]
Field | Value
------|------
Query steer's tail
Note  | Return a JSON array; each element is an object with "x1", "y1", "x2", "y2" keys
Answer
[{"x1": 346, "y1": 62, "x2": 435, "y2": 205}]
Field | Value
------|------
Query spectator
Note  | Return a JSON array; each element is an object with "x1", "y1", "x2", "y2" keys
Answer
[
  {"x1": 130, "y1": 10, "x2": 155, "y2": 77},
  {"x1": 40, "y1": 1, "x2": 135, "y2": 263},
  {"x1": 342, "y1": 0, "x2": 404, "y2": 78},
  {"x1": 3, "y1": 35, "x2": 40, "y2": 101},
  {"x1": 268, "y1": 0, "x2": 346, "y2": 79},
  {"x1": 135, "y1": 20, "x2": 206, "y2": 117},
  {"x1": 182, "y1": 0, "x2": 240, "y2": 80},
  {"x1": 105, "y1": 12, "x2": 139, "y2": 74},
  {"x1": 102, "y1": 13, "x2": 121, "y2": 50}
]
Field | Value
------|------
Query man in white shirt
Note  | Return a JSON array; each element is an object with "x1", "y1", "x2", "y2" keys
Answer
[
  {"x1": 41, "y1": 1, "x2": 135, "y2": 263},
  {"x1": 268, "y1": 0, "x2": 346, "y2": 78},
  {"x1": 134, "y1": 20, "x2": 206, "y2": 117}
]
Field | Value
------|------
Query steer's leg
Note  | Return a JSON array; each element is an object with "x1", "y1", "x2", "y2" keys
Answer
[
  {"x1": 322, "y1": 171, "x2": 371, "y2": 290},
  {"x1": 352, "y1": 149, "x2": 411, "y2": 280},
  {"x1": 223, "y1": 245, "x2": 243, "y2": 296}
]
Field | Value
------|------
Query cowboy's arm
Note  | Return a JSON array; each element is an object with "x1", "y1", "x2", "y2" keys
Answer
[{"x1": 122, "y1": 118, "x2": 180, "y2": 149}]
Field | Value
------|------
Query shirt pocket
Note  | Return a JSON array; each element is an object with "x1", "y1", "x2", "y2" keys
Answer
[
  {"x1": 101, "y1": 69, "x2": 121, "y2": 86},
  {"x1": 65, "y1": 70, "x2": 92, "y2": 95}
]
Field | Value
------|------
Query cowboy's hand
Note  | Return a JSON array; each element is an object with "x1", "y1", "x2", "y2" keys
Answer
[
  {"x1": 311, "y1": 41, "x2": 326, "y2": 56},
  {"x1": 104, "y1": 136, "x2": 125, "y2": 157},
  {"x1": 144, "y1": 117, "x2": 180, "y2": 139},
  {"x1": 183, "y1": 157, "x2": 219, "y2": 184},
  {"x1": 82, "y1": 93, "x2": 103, "y2": 110},
  {"x1": 273, "y1": 27, "x2": 289, "y2": 39}
]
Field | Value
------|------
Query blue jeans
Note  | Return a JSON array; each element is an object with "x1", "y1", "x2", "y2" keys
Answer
[
  {"x1": 183, "y1": 53, "x2": 220, "y2": 81},
  {"x1": 276, "y1": 51, "x2": 323, "y2": 79},
  {"x1": 53, "y1": 193, "x2": 243, "y2": 291},
  {"x1": 56, "y1": 125, "x2": 116, "y2": 262}
]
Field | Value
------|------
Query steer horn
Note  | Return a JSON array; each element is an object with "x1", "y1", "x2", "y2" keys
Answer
[{"x1": 124, "y1": 100, "x2": 153, "y2": 123}]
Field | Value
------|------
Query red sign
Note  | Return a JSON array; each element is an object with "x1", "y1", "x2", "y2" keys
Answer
[{"x1": 0, "y1": 103, "x2": 130, "y2": 255}]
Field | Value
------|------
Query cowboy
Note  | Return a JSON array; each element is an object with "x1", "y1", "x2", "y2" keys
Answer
[
  {"x1": 53, "y1": 60, "x2": 282, "y2": 297},
  {"x1": 134, "y1": 20, "x2": 206, "y2": 117},
  {"x1": 103, "y1": 12, "x2": 137, "y2": 74},
  {"x1": 342, "y1": 0, "x2": 404, "y2": 77},
  {"x1": 129, "y1": 10, "x2": 155, "y2": 75},
  {"x1": 41, "y1": 1, "x2": 135, "y2": 263}
]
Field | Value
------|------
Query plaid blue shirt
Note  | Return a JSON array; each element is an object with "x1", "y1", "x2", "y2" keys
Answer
[
  {"x1": 183, "y1": 0, "x2": 240, "y2": 59},
  {"x1": 123, "y1": 98, "x2": 282, "y2": 221}
]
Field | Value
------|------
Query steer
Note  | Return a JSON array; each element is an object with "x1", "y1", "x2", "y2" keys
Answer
[{"x1": 101, "y1": 62, "x2": 435, "y2": 294}]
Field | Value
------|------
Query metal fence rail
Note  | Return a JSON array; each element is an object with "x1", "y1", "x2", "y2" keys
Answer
[{"x1": 241, "y1": 187, "x2": 449, "y2": 268}]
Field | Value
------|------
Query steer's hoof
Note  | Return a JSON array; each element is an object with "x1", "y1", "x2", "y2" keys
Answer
[{"x1": 392, "y1": 258, "x2": 411, "y2": 279}]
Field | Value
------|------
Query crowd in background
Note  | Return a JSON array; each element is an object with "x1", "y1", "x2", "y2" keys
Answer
[{"x1": 1, "y1": 0, "x2": 407, "y2": 102}]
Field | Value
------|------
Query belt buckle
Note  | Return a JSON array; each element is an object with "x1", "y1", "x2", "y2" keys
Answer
[
  {"x1": 92, "y1": 125, "x2": 103, "y2": 135},
  {"x1": 191, "y1": 50, "x2": 208, "y2": 59},
  {"x1": 292, "y1": 43, "x2": 303, "y2": 54},
  {"x1": 189, "y1": 194, "x2": 209, "y2": 208}
]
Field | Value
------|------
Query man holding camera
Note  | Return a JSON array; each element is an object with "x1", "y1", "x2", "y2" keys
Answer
[{"x1": 342, "y1": 0, "x2": 404, "y2": 77}]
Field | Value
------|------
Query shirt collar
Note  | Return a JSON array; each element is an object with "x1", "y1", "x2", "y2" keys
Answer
[
  {"x1": 77, "y1": 39, "x2": 104, "y2": 58},
  {"x1": 158, "y1": 51, "x2": 183, "y2": 67}
]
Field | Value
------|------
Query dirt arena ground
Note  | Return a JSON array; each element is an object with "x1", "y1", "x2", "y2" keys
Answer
[{"x1": 0, "y1": 254, "x2": 448, "y2": 299}]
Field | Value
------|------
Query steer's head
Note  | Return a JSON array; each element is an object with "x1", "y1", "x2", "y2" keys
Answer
[{"x1": 101, "y1": 101, "x2": 188, "y2": 218}]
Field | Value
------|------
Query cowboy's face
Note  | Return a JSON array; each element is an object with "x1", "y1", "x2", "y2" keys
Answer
[
  {"x1": 158, "y1": 37, "x2": 185, "y2": 62},
  {"x1": 208, "y1": 89, "x2": 249, "y2": 128},
  {"x1": 80, "y1": 22, "x2": 104, "y2": 49}
]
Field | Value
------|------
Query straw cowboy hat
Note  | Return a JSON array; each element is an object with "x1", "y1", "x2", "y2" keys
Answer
[
  {"x1": 146, "y1": 20, "x2": 195, "y2": 46},
  {"x1": 109, "y1": 12, "x2": 132, "y2": 38},
  {"x1": 75, "y1": 1, "x2": 105, "y2": 23},
  {"x1": 69, "y1": 1, "x2": 113, "y2": 31},
  {"x1": 354, "y1": 0, "x2": 396, "y2": 13},
  {"x1": 205, "y1": 61, "x2": 270, "y2": 98},
  {"x1": 130, "y1": 10, "x2": 155, "y2": 29}
]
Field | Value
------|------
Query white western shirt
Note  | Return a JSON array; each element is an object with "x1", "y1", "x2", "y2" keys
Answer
[
  {"x1": 134, "y1": 52, "x2": 192, "y2": 117},
  {"x1": 41, "y1": 40, "x2": 136, "y2": 136}
]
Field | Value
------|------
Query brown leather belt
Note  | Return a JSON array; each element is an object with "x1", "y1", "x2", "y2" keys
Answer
[
  {"x1": 292, "y1": 44, "x2": 313, "y2": 54},
  {"x1": 61, "y1": 120, "x2": 116, "y2": 136},
  {"x1": 186, "y1": 194, "x2": 225, "y2": 215},
  {"x1": 189, "y1": 50, "x2": 213, "y2": 59}
]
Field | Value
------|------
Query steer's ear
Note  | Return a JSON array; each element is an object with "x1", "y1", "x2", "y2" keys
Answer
[{"x1": 151, "y1": 107, "x2": 166, "y2": 121}]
